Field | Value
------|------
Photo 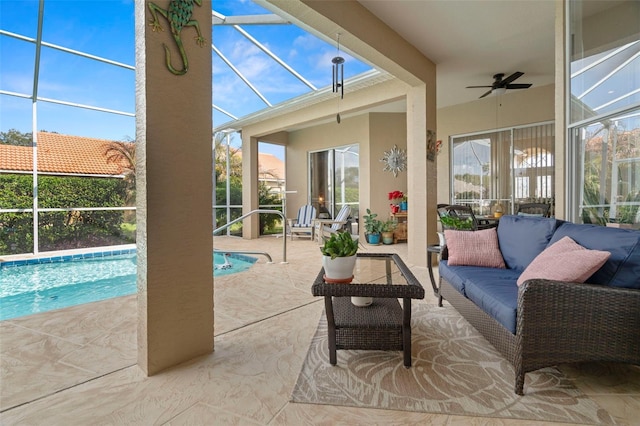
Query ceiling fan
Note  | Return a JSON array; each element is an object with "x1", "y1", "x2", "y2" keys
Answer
[{"x1": 467, "y1": 72, "x2": 532, "y2": 98}]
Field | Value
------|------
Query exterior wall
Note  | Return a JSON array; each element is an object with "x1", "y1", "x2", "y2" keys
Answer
[
  {"x1": 368, "y1": 113, "x2": 408, "y2": 221},
  {"x1": 287, "y1": 114, "x2": 370, "y2": 231},
  {"x1": 286, "y1": 112, "x2": 407, "y2": 240},
  {"x1": 436, "y1": 84, "x2": 555, "y2": 205}
]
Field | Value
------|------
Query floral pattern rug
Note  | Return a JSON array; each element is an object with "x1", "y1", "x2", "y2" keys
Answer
[{"x1": 291, "y1": 303, "x2": 615, "y2": 425}]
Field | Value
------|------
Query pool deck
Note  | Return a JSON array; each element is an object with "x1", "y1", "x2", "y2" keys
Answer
[{"x1": 1, "y1": 236, "x2": 639, "y2": 424}]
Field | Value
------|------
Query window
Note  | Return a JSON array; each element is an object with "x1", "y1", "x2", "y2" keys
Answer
[
  {"x1": 574, "y1": 113, "x2": 640, "y2": 226},
  {"x1": 568, "y1": 1, "x2": 640, "y2": 227},
  {"x1": 451, "y1": 123, "x2": 554, "y2": 215}
]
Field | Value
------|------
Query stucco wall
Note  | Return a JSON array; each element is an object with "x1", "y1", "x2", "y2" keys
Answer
[
  {"x1": 368, "y1": 113, "x2": 408, "y2": 219},
  {"x1": 287, "y1": 114, "x2": 370, "y2": 216},
  {"x1": 286, "y1": 112, "x2": 408, "y2": 238}
]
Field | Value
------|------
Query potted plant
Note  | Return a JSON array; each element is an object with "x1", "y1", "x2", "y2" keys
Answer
[
  {"x1": 362, "y1": 209, "x2": 383, "y2": 244},
  {"x1": 381, "y1": 219, "x2": 397, "y2": 244},
  {"x1": 388, "y1": 190, "x2": 404, "y2": 213},
  {"x1": 439, "y1": 214, "x2": 474, "y2": 230},
  {"x1": 400, "y1": 193, "x2": 408, "y2": 211},
  {"x1": 438, "y1": 214, "x2": 474, "y2": 248},
  {"x1": 320, "y1": 231, "x2": 359, "y2": 284}
]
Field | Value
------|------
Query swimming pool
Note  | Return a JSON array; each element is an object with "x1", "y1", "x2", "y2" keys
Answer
[{"x1": 0, "y1": 251, "x2": 256, "y2": 321}]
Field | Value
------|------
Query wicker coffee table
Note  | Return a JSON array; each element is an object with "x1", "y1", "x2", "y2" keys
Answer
[{"x1": 312, "y1": 253, "x2": 425, "y2": 367}]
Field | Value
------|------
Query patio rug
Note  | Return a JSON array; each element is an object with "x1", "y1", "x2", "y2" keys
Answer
[{"x1": 291, "y1": 303, "x2": 614, "y2": 425}]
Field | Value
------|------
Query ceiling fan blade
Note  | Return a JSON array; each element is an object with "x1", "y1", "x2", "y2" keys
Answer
[
  {"x1": 505, "y1": 83, "x2": 532, "y2": 89},
  {"x1": 479, "y1": 90, "x2": 493, "y2": 99},
  {"x1": 466, "y1": 85, "x2": 492, "y2": 88},
  {"x1": 500, "y1": 71, "x2": 524, "y2": 86}
]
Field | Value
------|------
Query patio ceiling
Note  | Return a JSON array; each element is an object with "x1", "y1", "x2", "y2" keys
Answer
[
  {"x1": 213, "y1": 0, "x2": 557, "y2": 133},
  {"x1": 216, "y1": 1, "x2": 637, "y2": 135}
]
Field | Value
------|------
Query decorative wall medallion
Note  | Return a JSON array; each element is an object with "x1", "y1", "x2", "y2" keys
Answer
[
  {"x1": 148, "y1": 0, "x2": 206, "y2": 75},
  {"x1": 380, "y1": 144, "x2": 407, "y2": 177}
]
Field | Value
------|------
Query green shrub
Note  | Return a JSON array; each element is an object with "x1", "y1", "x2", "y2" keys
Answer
[{"x1": 0, "y1": 174, "x2": 132, "y2": 254}]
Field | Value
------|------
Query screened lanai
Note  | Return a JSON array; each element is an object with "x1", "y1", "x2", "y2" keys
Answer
[{"x1": 0, "y1": 0, "x2": 375, "y2": 256}]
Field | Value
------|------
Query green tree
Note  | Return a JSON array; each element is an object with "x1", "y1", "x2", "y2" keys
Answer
[
  {"x1": 102, "y1": 140, "x2": 136, "y2": 222},
  {"x1": 0, "y1": 129, "x2": 32, "y2": 146}
]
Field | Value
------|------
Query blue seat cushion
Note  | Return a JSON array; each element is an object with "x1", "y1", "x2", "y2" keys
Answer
[
  {"x1": 440, "y1": 261, "x2": 521, "y2": 333},
  {"x1": 497, "y1": 215, "x2": 563, "y2": 271},
  {"x1": 549, "y1": 223, "x2": 640, "y2": 289},
  {"x1": 464, "y1": 273, "x2": 521, "y2": 334},
  {"x1": 438, "y1": 260, "x2": 470, "y2": 294}
]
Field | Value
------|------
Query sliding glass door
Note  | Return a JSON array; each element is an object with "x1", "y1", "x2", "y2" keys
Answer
[
  {"x1": 309, "y1": 144, "x2": 359, "y2": 220},
  {"x1": 451, "y1": 122, "x2": 555, "y2": 215}
]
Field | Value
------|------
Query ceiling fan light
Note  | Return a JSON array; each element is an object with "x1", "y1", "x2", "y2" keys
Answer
[{"x1": 493, "y1": 87, "x2": 507, "y2": 95}]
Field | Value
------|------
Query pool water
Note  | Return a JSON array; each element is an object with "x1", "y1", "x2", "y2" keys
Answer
[{"x1": 0, "y1": 252, "x2": 256, "y2": 321}]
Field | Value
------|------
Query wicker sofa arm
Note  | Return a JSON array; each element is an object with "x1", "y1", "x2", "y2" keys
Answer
[{"x1": 517, "y1": 279, "x2": 640, "y2": 366}]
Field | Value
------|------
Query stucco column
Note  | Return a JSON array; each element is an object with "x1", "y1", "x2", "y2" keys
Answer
[
  {"x1": 136, "y1": 0, "x2": 214, "y2": 374},
  {"x1": 242, "y1": 134, "x2": 260, "y2": 238},
  {"x1": 554, "y1": 0, "x2": 566, "y2": 219},
  {"x1": 406, "y1": 84, "x2": 436, "y2": 268}
]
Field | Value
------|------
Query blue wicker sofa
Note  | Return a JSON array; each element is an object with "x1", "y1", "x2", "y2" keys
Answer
[{"x1": 438, "y1": 215, "x2": 640, "y2": 395}]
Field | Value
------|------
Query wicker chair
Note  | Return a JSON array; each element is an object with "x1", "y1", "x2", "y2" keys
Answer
[
  {"x1": 437, "y1": 204, "x2": 495, "y2": 230},
  {"x1": 516, "y1": 203, "x2": 551, "y2": 217}
]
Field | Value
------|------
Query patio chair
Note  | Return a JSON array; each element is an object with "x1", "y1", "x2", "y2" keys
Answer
[
  {"x1": 314, "y1": 205, "x2": 351, "y2": 243},
  {"x1": 437, "y1": 204, "x2": 494, "y2": 230},
  {"x1": 516, "y1": 202, "x2": 551, "y2": 217},
  {"x1": 287, "y1": 204, "x2": 317, "y2": 240}
]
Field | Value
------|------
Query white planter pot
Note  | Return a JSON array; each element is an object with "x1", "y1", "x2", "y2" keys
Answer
[
  {"x1": 322, "y1": 255, "x2": 357, "y2": 283},
  {"x1": 351, "y1": 296, "x2": 373, "y2": 307}
]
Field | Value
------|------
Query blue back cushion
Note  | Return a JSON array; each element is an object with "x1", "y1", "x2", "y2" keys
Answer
[
  {"x1": 497, "y1": 215, "x2": 562, "y2": 271},
  {"x1": 549, "y1": 223, "x2": 640, "y2": 289}
]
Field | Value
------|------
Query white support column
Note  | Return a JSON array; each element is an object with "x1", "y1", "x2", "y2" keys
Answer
[
  {"x1": 242, "y1": 134, "x2": 260, "y2": 238},
  {"x1": 406, "y1": 84, "x2": 437, "y2": 268}
]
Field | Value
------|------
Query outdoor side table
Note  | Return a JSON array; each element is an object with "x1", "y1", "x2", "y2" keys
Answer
[{"x1": 312, "y1": 253, "x2": 425, "y2": 368}]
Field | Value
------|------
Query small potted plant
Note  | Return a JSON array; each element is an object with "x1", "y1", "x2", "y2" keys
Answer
[
  {"x1": 381, "y1": 219, "x2": 397, "y2": 244},
  {"x1": 400, "y1": 193, "x2": 408, "y2": 211},
  {"x1": 320, "y1": 230, "x2": 359, "y2": 283},
  {"x1": 388, "y1": 190, "x2": 404, "y2": 213},
  {"x1": 363, "y1": 209, "x2": 383, "y2": 244}
]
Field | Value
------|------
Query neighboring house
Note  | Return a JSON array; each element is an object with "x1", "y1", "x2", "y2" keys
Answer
[
  {"x1": 0, "y1": 132, "x2": 130, "y2": 177},
  {"x1": 235, "y1": 150, "x2": 285, "y2": 196},
  {"x1": 257, "y1": 152, "x2": 285, "y2": 195}
]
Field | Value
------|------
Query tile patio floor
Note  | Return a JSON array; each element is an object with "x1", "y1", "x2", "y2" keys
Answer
[{"x1": 1, "y1": 236, "x2": 639, "y2": 425}]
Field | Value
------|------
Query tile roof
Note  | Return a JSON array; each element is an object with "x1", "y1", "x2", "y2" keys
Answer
[
  {"x1": 257, "y1": 152, "x2": 285, "y2": 180},
  {"x1": 235, "y1": 150, "x2": 285, "y2": 180},
  {"x1": 1, "y1": 132, "x2": 286, "y2": 180},
  {"x1": 0, "y1": 132, "x2": 131, "y2": 176}
]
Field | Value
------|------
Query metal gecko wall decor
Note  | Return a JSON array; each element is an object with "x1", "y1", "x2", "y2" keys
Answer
[{"x1": 147, "y1": 0, "x2": 206, "y2": 75}]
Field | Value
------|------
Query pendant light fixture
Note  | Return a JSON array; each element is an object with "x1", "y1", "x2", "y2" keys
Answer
[{"x1": 332, "y1": 33, "x2": 344, "y2": 123}]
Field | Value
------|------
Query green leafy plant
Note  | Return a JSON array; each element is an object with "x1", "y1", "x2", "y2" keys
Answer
[
  {"x1": 0, "y1": 174, "x2": 133, "y2": 255},
  {"x1": 381, "y1": 219, "x2": 397, "y2": 233},
  {"x1": 320, "y1": 230, "x2": 359, "y2": 259},
  {"x1": 439, "y1": 214, "x2": 474, "y2": 230},
  {"x1": 362, "y1": 208, "x2": 383, "y2": 234}
]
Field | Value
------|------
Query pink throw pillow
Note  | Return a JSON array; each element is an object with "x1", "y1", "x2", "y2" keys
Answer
[
  {"x1": 445, "y1": 228, "x2": 506, "y2": 268},
  {"x1": 517, "y1": 236, "x2": 610, "y2": 286}
]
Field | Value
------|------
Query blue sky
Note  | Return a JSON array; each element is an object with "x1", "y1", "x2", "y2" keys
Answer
[{"x1": 0, "y1": 0, "x2": 372, "y2": 160}]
